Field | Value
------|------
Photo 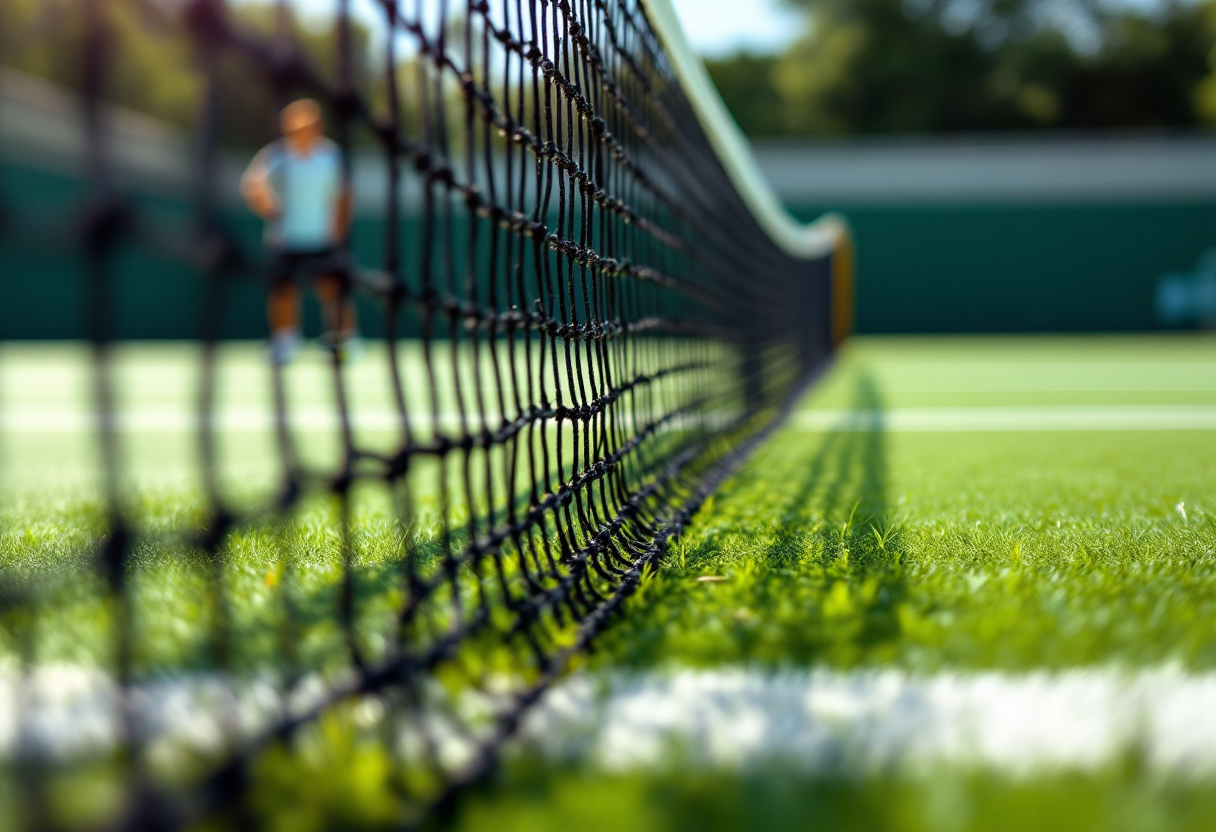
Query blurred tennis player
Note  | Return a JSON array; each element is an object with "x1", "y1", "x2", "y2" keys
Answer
[{"x1": 241, "y1": 99, "x2": 360, "y2": 364}]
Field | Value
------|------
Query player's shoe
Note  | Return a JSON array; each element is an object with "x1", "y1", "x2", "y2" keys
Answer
[
  {"x1": 337, "y1": 334, "x2": 364, "y2": 364},
  {"x1": 320, "y1": 328, "x2": 363, "y2": 364},
  {"x1": 270, "y1": 330, "x2": 302, "y2": 365}
]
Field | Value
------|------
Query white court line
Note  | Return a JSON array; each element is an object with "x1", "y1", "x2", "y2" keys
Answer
[
  {"x1": 9, "y1": 664, "x2": 1216, "y2": 778},
  {"x1": 4, "y1": 405, "x2": 1216, "y2": 433},
  {"x1": 878, "y1": 385, "x2": 1216, "y2": 393},
  {"x1": 6, "y1": 664, "x2": 1216, "y2": 778},
  {"x1": 0, "y1": 408, "x2": 410, "y2": 433},
  {"x1": 793, "y1": 406, "x2": 1216, "y2": 432},
  {"x1": 855, "y1": 362, "x2": 1216, "y2": 393},
  {"x1": 521, "y1": 667, "x2": 1216, "y2": 777},
  {"x1": 0, "y1": 408, "x2": 720, "y2": 435}
]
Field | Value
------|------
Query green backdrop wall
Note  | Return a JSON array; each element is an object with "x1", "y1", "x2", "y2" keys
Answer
[
  {"x1": 4, "y1": 159, "x2": 1214, "y2": 338},
  {"x1": 790, "y1": 201, "x2": 1216, "y2": 334}
]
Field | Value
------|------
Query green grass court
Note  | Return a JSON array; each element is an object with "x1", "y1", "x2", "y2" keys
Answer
[{"x1": 3, "y1": 334, "x2": 1216, "y2": 831}]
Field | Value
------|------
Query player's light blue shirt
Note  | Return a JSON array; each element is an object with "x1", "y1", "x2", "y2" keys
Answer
[{"x1": 253, "y1": 137, "x2": 344, "y2": 251}]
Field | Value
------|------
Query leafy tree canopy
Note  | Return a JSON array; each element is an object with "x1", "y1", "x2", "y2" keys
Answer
[
  {"x1": 1, "y1": 0, "x2": 380, "y2": 148},
  {"x1": 707, "y1": 0, "x2": 1216, "y2": 135},
  {"x1": 5, "y1": 0, "x2": 1216, "y2": 140}
]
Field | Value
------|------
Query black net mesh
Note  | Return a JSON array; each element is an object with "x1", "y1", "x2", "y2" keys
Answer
[{"x1": 0, "y1": 0, "x2": 839, "y2": 827}]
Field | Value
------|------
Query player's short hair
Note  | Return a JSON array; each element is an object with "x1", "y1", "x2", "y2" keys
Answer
[{"x1": 281, "y1": 99, "x2": 323, "y2": 133}]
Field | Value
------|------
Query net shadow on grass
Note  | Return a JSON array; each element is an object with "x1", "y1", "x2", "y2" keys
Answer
[{"x1": 592, "y1": 370, "x2": 906, "y2": 669}]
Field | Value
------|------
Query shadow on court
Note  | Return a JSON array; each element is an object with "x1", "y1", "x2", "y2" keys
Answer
[{"x1": 591, "y1": 370, "x2": 907, "y2": 668}]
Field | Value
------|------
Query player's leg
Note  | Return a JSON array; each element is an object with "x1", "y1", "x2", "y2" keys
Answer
[
  {"x1": 315, "y1": 272, "x2": 361, "y2": 360},
  {"x1": 268, "y1": 253, "x2": 303, "y2": 364}
]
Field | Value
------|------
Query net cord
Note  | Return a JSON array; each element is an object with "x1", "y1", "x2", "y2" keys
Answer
[{"x1": 641, "y1": 0, "x2": 851, "y2": 261}]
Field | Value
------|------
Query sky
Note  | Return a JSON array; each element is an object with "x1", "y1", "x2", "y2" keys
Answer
[
  {"x1": 669, "y1": 0, "x2": 805, "y2": 57},
  {"x1": 667, "y1": 0, "x2": 1184, "y2": 58},
  {"x1": 293, "y1": 0, "x2": 806, "y2": 58},
  {"x1": 280, "y1": 0, "x2": 1185, "y2": 60}
]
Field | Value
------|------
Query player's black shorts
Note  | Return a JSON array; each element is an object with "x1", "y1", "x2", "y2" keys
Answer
[{"x1": 269, "y1": 247, "x2": 352, "y2": 289}]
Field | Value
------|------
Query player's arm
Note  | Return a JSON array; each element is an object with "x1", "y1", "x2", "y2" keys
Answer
[
  {"x1": 240, "y1": 146, "x2": 280, "y2": 220},
  {"x1": 331, "y1": 176, "x2": 353, "y2": 245}
]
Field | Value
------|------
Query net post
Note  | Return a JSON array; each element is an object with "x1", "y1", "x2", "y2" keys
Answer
[{"x1": 830, "y1": 218, "x2": 856, "y2": 348}]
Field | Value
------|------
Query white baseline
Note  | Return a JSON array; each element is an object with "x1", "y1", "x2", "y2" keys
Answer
[
  {"x1": 521, "y1": 667, "x2": 1216, "y2": 777},
  {"x1": 793, "y1": 406, "x2": 1216, "y2": 432},
  {"x1": 3, "y1": 405, "x2": 1216, "y2": 434}
]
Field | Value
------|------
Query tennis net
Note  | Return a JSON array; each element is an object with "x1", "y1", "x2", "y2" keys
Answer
[{"x1": 0, "y1": 0, "x2": 851, "y2": 827}]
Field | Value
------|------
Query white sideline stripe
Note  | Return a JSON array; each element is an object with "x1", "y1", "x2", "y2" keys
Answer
[
  {"x1": 7, "y1": 665, "x2": 1216, "y2": 778},
  {"x1": 0, "y1": 408, "x2": 427, "y2": 433},
  {"x1": 0, "y1": 667, "x2": 334, "y2": 759},
  {"x1": 867, "y1": 361, "x2": 1216, "y2": 393},
  {"x1": 0, "y1": 409, "x2": 719, "y2": 434},
  {"x1": 793, "y1": 406, "x2": 1216, "y2": 432},
  {"x1": 3, "y1": 405, "x2": 1216, "y2": 433},
  {"x1": 520, "y1": 667, "x2": 1216, "y2": 777},
  {"x1": 882, "y1": 385, "x2": 1216, "y2": 393}
]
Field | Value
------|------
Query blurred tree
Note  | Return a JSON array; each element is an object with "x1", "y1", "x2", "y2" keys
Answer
[
  {"x1": 704, "y1": 53, "x2": 788, "y2": 136},
  {"x1": 5, "y1": 0, "x2": 1214, "y2": 139},
  {"x1": 1192, "y1": 1, "x2": 1216, "y2": 123},
  {"x1": 2, "y1": 0, "x2": 378, "y2": 148},
  {"x1": 707, "y1": 0, "x2": 1216, "y2": 136},
  {"x1": 1012, "y1": 2, "x2": 1212, "y2": 130}
]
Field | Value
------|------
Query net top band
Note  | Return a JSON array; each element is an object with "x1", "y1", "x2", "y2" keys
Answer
[{"x1": 642, "y1": 0, "x2": 849, "y2": 260}]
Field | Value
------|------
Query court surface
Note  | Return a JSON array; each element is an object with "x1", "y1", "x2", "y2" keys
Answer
[
  {"x1": 464, "y1": 334, "x2": 1216, "y2": 832},
  {"x1": 2, "y1": 334, "x2": 1215, "y2": 831}
]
